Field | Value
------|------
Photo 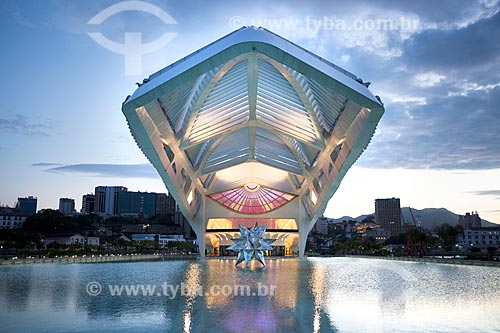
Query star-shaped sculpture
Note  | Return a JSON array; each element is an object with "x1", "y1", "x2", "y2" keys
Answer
[{"x1": 227, "y1": 223, "x2": 275, "y2": 267}]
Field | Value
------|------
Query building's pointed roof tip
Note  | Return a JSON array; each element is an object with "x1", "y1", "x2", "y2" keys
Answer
[
  {"x1": 126, "y1": 25, "x2": 382, "y2": 108},
  {"x1": 242, "y1": 25, "x2": 359, "y2": 80},
  {"x1": 148, "y1": 25, "x2": 357, "y2": 81}
]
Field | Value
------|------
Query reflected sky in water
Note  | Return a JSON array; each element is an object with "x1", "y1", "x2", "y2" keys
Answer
[{"x1": 1, "y1": 258, "x2": 499, "y2": 332}]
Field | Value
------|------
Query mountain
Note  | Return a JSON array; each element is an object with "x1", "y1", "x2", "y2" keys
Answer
[
  {"x1": 330, "y1": 207, "x2": 498, "y2": 229},
  {"x1": 401, "y1": 207, "x2": 459, "y2": 229},
  {"x1": 330, "y1": 214, "x2": 369, "y2": 223},
  {"x1": 401, "y1": 207, "x2": 499, "y2": 229}
]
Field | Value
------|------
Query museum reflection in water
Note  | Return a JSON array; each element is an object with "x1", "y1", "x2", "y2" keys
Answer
[
  {"x1": 1, "y1": 258, "x2": 500, "y2": 332},
  {"x1": 0, "y1": 259, "x2": 334, "y2": 332}
]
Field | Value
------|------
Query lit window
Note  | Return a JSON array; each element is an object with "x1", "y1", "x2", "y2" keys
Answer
[{"x1": 187, "y1": 189, "x2": 193, "y2": 205}]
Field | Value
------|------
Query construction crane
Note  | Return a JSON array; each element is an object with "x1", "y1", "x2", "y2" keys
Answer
[
  {"x1": 408, "y1": 207, "x2": 423, "y2": 228},
  {"x1": 405, "y1": 207, "x2": 426, "y2": 256}
]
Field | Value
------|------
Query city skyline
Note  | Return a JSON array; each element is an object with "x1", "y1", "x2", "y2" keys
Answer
[{"x1": 1, "y1": 1, "x2": 499, "y2": 223}]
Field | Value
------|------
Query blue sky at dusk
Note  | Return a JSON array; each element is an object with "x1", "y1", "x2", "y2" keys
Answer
[{"x1": 0, "y1": 0, "x2": 499, "y2": 222}]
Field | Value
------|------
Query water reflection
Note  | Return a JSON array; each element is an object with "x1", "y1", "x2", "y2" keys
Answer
[
  {"x1": 181, "y1": 262, "x2": 201, "y2": 332},
  {"x1": 0, "y1": 266, "x2": 33, "y2": 311},
  {"x1": 0, "y1": 258, "x2": 499, "y2": 332},
  {"x1": 376, "y1": 267, "x2": 406, "y2": 316},
  {"x1": 181, "y1": 259, "x2": 334, "y2": 332}
]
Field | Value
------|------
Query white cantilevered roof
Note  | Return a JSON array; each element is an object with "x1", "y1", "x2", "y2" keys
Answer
[{"x1": 122, "y1": 26, "x2": 384, "y2": 220}]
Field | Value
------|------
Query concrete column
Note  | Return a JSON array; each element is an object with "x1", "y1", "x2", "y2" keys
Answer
[
  {"x1": 198, "y1": 196, "x2": 206, "y2": 259},
  {"x1": 191, "y1": 219, "x2": 206, "y2": 259},
  {"x1": 197, "y1": 231, "x2": 206, "y2": 259},
  {"x1": 299, "y1": 228, "x2": 308, "y2": 258}
]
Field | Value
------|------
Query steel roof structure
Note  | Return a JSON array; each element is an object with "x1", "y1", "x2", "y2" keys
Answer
[{"x1": 122, "y1": 26, "x2": 384, "y2": 258}]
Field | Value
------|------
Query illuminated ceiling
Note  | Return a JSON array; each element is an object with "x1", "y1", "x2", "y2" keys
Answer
[{"x1": 209, "y1": 184, "x2": 295, "y2": 214}]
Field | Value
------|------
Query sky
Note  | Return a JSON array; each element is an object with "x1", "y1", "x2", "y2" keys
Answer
[{"x1": 0, "y1": 0, "x2": 499, "y2": 223}]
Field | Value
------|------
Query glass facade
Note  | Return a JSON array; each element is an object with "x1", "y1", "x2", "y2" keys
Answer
[{"x1": 209, "y1": 185, "x2": 295, "y2": 214}]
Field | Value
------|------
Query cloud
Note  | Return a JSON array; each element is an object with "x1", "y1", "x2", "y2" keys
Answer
[
  {"x1": 364, "y1": 0, "x2": 499, "y2": 28},
  {"x1": 470, "y1": 190, "x2": 500, "y2": 199},
  {"x1": 401, "y1": 12, "x2": 500, "y2": 71},
  {"x1": 359, "y1": 83, "x2": 500, "y2": 169},
  {"x1": 43, "y1": 163, "x2": 159, "y2": 179},
  {"x1": 189, "y1": 2, "x2": 498, "y2": 172},
  {"x1": 245, "y1": 2, "x2": 497, "y2": 171},
  {"x1": 0, "y1": 114, "x2": 56, "y2": 137},
  {"x1": 414, "y1": 72, "x2": 446, "y2": 88},
  {"x1": 340, "y1": 10, "x2": 500, "y2": 171},
  {"x1": 31, "y1": 163, "x2": 64, "y2": 167},
  {"x1": 6, "y1": 1, "x2": 498, "y2": 172}
]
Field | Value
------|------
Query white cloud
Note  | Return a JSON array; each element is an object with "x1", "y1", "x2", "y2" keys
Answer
[
  {"x1": 340, "y1": 54, "x2": 350, "y2": 63},
  {"x1": 415, "y1": 72, "x2": 446, "y2": 87},
  {"x1": 448, "y1": 81, "x2": 500, "y2": 97},
  {"x1": 383, "y1": 93, "x2": 427, "y2": 105}
]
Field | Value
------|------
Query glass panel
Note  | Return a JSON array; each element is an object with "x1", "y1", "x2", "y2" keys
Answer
[{"x1": 209, "y1": 185, "x2": 296, "y2": 214}]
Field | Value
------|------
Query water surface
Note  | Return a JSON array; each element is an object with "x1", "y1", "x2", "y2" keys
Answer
[{"x1": 1, "y1": 257, "x2": 499, "y2": 332}]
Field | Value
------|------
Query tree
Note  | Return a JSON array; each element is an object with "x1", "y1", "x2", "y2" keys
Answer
[
  {"x1": 69, "y1": 242, "x2": 83, "y2": 255},
  {"x1": 385, "y1": 233, "x2": 406, "y2": 246},
  {"x1": 23, "y1": 209, "x2": 78, "y2": 235},
  {"x1": 435, "y1": 224, "x2": 458, "y2": 252},
  {"x1": 135, "y1": 240, "x2": 156, "y2": 253},
  {"x1": 361, "y1": 238, "x2": 380, "y2": 253},
  {"x1": 487, "y1": 246, "x2": 497, "y2": 261},
  {"x1": 0, "y1": 229, "x2": 39, "y2": 258},
  {"x1": 73, "y1": 214, "x2": 102, "y2": 232},
  {"x1": 406, "y1": 228, "x2": 428, "y2": 256},
  {"x1": 469, "y1": 246, "x2": 481, "y2": 259}
]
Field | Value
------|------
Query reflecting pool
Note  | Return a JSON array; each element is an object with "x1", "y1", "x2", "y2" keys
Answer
[{"x1": 1, "y1": 257, "x2": 500, "y2": 332}]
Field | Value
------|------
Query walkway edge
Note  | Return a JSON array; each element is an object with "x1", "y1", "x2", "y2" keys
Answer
[{"x1": 344, "y1": 255, "x2": 500, "y2": 268}]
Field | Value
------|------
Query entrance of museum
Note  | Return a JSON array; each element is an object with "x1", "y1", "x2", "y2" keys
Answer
[{"x1": 205, "y1": 218, "x2": 299, "y2": 257}]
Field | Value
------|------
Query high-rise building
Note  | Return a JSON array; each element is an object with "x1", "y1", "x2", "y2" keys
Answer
[
  {"x1": 175, "y1": 207, "x2": 194, "y2": 239},
  {"x1": 155, "y1": 193, "x2": 177, "y2": 215},
  {"x1": 81, "y1": 194, "x2": 95, "y2": 214},
  {"x1": 16, "y1": 196, "x2": 37, "y2": 216},
  {"x1": 94, "y1": 186, "x2": 128, "y2": 215},
  {"x1": 313, "y1": 216, "x2": 329, "y2": 235},
  {"x1": 59, "y1": 198, "x2": 75, "y2": 215},
  {"x1": 375, "y1": 198, "x2": 402, "y2": 237},
  {"x1": 458, "y1": 212, "x2": 481, "y2": 229},
  {"x1": 116, "y1": 191, "x2": 156, "y2": 217}
]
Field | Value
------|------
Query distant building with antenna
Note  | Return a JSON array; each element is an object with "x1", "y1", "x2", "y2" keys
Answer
[{"x1": 458, "y1": 211, "x2": 481, "y2": 229}]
